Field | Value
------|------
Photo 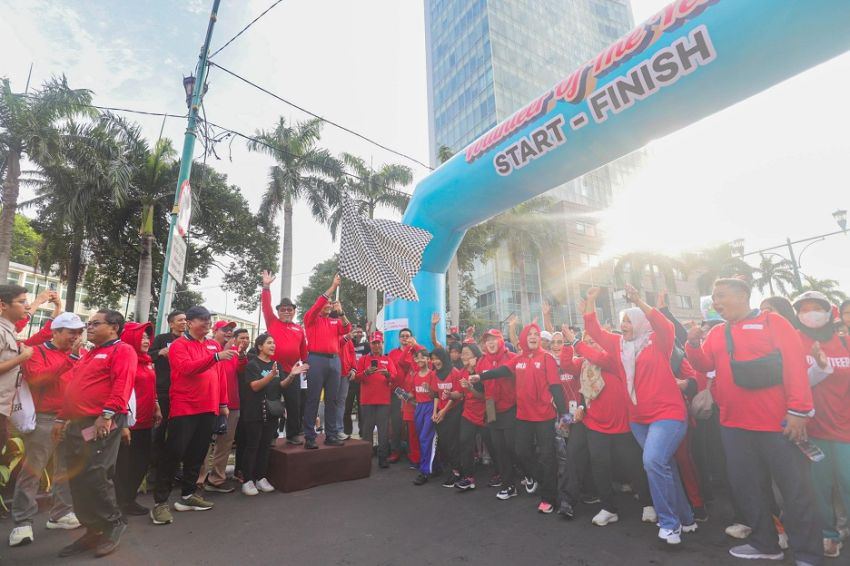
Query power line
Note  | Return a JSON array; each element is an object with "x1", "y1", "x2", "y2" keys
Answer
[
  {"x1": 209, "y1": 0, "x2": 285, "y2": 59},
  {"x1": 17, "y1": 93, "x2": 186, "y2": 119},
  {"x1": 208, "y1": 61, "x2": 433, "y2": 171}
]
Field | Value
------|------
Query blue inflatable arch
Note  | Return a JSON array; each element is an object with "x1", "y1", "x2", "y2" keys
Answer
[{"x1": 384, "y1": 0, "x2": 850, "y2": 350}]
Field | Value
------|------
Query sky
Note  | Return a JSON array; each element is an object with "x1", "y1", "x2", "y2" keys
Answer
[{"x1": 2, "y1": 0, "x2": 849, "y2": 323}]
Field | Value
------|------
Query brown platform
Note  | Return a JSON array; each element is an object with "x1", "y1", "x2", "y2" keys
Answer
[{"x1": 266, "y1": 435, "x2": 372, "y2": 492}]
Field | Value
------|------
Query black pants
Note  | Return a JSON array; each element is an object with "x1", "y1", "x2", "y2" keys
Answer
[
  {"x1": 115, "y1": 428, "x2": 152, "y2": 508},
  {"x1": 555, "y1": 422, "x2": 594, "y2": 508},
  {"x1": 241, "y1": 419, "x2": 278, "y2": 482},
  {"x1": 281, "y1": 378, "x2": 302, "y2": 439},
  {"x1": 359, "y1": 404, "x2": 390, "y2": 460},
  {"x1": 389, "y1": 395, "x2": 403, "y2": 454},
  {"x1": 344, "y1": 381, "x2": 360, "y2": 436},
  {"x1": 235, "y1": 417, "x2": 246, "y2": 476},
  {"x1": 64, "y1": 415, "x2": 126, "y2": 533},
  {"x1": 488, "y1": 408, "x2": 517, "y2": 487},
  {"x1": 459, "y1": 417, "x2": 484, "y2": 478},
  {"x1": 151, "y1": 393, "x2": 170, "y2": 469},
  {"x1": 435, "y1": 405, "x2": 463, "y2": 472},
  {"x1": 721, "y1": 427, "x2": 822, "y2": 565},
  {"x1": 515, "y1": 418, "x2": 557, "y2": 504},
  {"x1": 586, "y1": 428, "x2": 651, "y2": 513},
  {"x1": 154, "y1": 412, "x2": 215, "y2": 503}
]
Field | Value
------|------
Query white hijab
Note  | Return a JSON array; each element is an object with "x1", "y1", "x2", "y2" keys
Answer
[{"x1": 620, "y1": 307, "x2": 652, "y2": 405}]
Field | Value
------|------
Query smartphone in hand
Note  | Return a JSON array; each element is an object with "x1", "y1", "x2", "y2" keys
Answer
[{"x1": 81, "y1": 420, "x2": 115, "y2": 442}]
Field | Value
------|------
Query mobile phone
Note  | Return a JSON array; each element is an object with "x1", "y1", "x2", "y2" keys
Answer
[
  {"x1": 81, "y1": 420, "x2": 115, "y2": 442},
  {"x1": 370, "y1": 360, "x2": 378, "y2": 368}
]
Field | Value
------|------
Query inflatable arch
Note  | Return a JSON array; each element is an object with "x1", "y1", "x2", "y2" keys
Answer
[{"x1": 384, "y1": 0, "x2": 850, "y2": 350}]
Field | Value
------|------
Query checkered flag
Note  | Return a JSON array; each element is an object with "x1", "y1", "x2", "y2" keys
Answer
[{"x1": 339, "y1": 193, "x2": 432, "y2": 301}]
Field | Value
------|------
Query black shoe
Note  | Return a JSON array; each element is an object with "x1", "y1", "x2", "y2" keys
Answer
[
  {"x1": 580, "y1": 493, "x2": 601, "y2": 505},
  {"x1": 94, "y1": 521, "x2": 126, "y2": 558},
  {"x1": 203, "y1": 479, "x2": 236, "y2": 494},
  {"x1": 324, "y1": 437, "x2": 344, "y2": 447},
  {"x1": 379, "y1": 459, "x2": 389, "y2": 469},
  {"x1": 442, "y1": 473, "x2": 461, "y2": 488},
  {"x1": 286, "y1": 436, "x2": 304, "y2": 445},
  {"x1": 120, "y1": 501, "x2": 149, "y2": 516},
  {"x1": 305, "y1": 439, "x2": 319, "y2": 450},
  {"x1": 58, "y1": 529, "x2": 103, "y2": 557},
  {"x1": 558, "y1": 502, "x2": 576, "y2": 519},
  {"x1": 487, "y1": 475, "x2": 503, "y2": 488},
  {"x1": 693, "y1": 506, "x2": 709, "y2": 522},
  {"x1": 413, "y1": 473, "x2": 429, "y2": 485}
]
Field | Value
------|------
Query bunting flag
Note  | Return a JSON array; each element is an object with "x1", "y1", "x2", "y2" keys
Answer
[{"x1": 338, "y1": 193, "x2": 432, "y2": 302}]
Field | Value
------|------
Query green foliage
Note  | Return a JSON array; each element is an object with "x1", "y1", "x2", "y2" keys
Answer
[
  {"x1": 295, "y1": 255, "x2": 371, "y2": 327},
  {"x1": 10, "y1": 213, "x2": 41, "y2": 266},
  {"x1": 682, "y1": 244, "x2": 754, "y2": 295},
  {"x1": 0, "y1": 437, "x2": 26, "y2": 512},
  {"x1": 172, "y1": 284, "x2": 206, "y2": 312},
  {"x1": 752, "y1": 254, "x2": 797, "y2": 297},
  {"x1": 798, "y1": 275, "x2": 847, "y2": 304}
]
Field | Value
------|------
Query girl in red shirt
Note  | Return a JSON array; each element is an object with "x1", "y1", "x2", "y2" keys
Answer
[
  {"x1": 412, "y1": 350, "x2": 438, "y2": 485},
  {"x1": 430, "y1": 347, "x2": 464, "y2": 488},
  {"x1": 455, "y1": 343, "x2": 486, "y2": 491}
]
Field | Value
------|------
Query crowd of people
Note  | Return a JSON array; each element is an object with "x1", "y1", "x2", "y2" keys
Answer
[{"x1": 0, "y1": 272, "x2": 848, "y2": 564}]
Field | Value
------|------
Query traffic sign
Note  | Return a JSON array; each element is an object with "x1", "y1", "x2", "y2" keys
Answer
[
  {"x1": 168, "y1": 232, "x2": 187, "y2": 284},
  {"x1": 177, "y1": 180, "x2": 192, "y2": 237}
]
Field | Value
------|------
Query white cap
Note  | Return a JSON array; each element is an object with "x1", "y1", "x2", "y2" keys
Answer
[
  {"x1": 540, "y1": 330, "x2": 553, "y2": 341},
  {"x1": 51, "y1": 312, "x2": 86, "y2": 330}
]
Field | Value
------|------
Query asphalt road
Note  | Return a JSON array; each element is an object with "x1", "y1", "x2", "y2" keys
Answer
[{"x1": 5, "y1": 457, "x2": 791, "y2": 566}]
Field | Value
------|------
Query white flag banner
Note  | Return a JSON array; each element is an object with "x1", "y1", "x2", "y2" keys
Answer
[{"x1": 339, "y1": 193, "x2": 432, "y2": 302}]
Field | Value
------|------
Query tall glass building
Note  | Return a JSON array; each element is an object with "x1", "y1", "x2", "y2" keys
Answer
[{"x1": 424, "y1": 0, "x2": 700, "y2": 329}]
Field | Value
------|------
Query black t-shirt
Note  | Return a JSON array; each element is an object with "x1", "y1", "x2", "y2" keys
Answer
[
  {"x1": 241, "y1": 357, "x2": 282, "y2": 422},
  {"x1": 150, "y1": 332, "x2": 182, "y2": 395}
]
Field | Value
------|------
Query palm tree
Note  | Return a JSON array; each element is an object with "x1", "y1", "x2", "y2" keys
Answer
[
  {"x1": 683, "y1": 244, "x2": 754, "y2": 295},
  {"x1": 613, "y1": 251, "x2": 685, "y2": 291},
  {"x1": 247, "y1": 117, "x2": 341, "y2": 299},
  {"x1": 483, "y1": 196, "x2": 558, "y2": 322},
  {"x1": 328, "y1": 153, "x2": 412, "y2": 325},
  {"x1": 798, "y1": 275, "x2": 848, "y2": 304},
  {"x1": 0, "y1": 76, "x2": 94, "y2": 280},
  {"x1": 751, "y1": 254, "x2": 796, "y2": 297}
]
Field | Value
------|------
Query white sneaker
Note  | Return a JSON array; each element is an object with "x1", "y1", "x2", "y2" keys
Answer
[
  {"x1": 256, "y1": 478, "x2": 275, "y2": 493},
  {"x1": 682, "y1": 523, "x2": 698, "y2": 533},
  {"x1": 659, "y1": 526, "x2": 682, "y2": 545},
  {"x1": 778, "y1": 532, "x2": 789, "y2": 550},
  {"x1": 642, "y1": 506, "x2": 657, "y2": 523},
  {"x1": 725, "y1": 523, "x2": 753, "y2": 539},
  {"x1": 9, "y1": 525, "x2": 34, "y2": 546},
  {"x1": 242, "y1": 481, "x2": 259, "y2": 496},
  {"x1": 46, "y1": 512, "x2": 81, "y2": 530},
  {"x1": 591, "y1": 509, "x2": 619, "y2": 526}
]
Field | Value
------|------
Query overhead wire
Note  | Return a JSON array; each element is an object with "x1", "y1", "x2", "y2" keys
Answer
[{"x1": 209, "y1": 0, "x2": 285, "y2": 59}]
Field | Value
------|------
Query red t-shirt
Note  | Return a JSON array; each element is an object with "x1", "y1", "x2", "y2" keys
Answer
[
  {"x1": 340, "y1": 337, "x2": 356, "y2": 376},
  {"x1": 167, "y1": 335, "x2": 229, "y2": 418},
  {"x1": 22, "y1": 342, "x2": 76, "y2": 414},
  {"x1": 798, "y1": 331, "x2": 850, "y2": 442},
  {"x1": 458, "y1": 368, "x2": 485, "y2": 426},
  {"x1": 355, "y1": 354, "x2": 399, "y2": 405},
  {"x1": 303, "y1": 295, "x2": 351, "y2": 354},
  {"x1": 388, "y1": 344, "x2": 426, "y2": 377},
  {"x1": 476, "y1": 350, "x2": 517, "y2": 413},
  {"x1": 431, "y1": 368, "x2": 462, "y2": 411},
  {"x1": 561, "y1": 343, "x2": 631, "y2": 434},
  {"x1": 505, "y1": 352, "x2": 561, "y2": 422},
  {"x1": 219, "y1": 346, "x2": 246, "y2": 410},
  {"x1": 61, "y1": 340, "x2": 137, "y2": 419},
  {"x1": 132, "y1": 359, "x2": 157, "y2": 430},
  {"x1": 413, "y1": 368, "x2": 436, "y2": 405}
]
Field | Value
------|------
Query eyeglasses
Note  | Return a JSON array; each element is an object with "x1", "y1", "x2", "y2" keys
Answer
[
  {"x1": 278, "y1": 307, "x2": 295, "y2": 312},
  {"x1": 10, "y1": 299, "x2": 29, "y2": 306},
  {"x1": 86, "y1": 321, "x2": 107, "y2": 328}
]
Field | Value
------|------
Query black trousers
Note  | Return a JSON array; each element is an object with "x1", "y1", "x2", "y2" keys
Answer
[
  {"x1": 154, "y1": 412, "x2": 215, "y2": 503},
  {"x1": 151, "y1": 393, "x2": 170, "y2": 469},
  {"x1": 235, "y1": 417, "x2": 246, "y2": 476},
  {"x1": 435, "y1": 405, "x2": 463, "y2": 472},
  {"x1": 459, "y1": 417, "x2": 484, "y2": 478},
  {"x1": 64, "y1": 414, "x2": 126, "y2": 532},
  {"x1": 281, "y1": 378, "x2": 302, "y2": 439},
  {"x1": 344, "y1": 381, "x2": 360, "y2": 436},
  {"x1": 115, "y1": 428, "x2": 152, "y2": 507},
  {"x1": 488, "y1": 408, "x2": 517, "y2": 487},
  {"x1": 241, "y1": 419, "x2": 278, "y2": 482},
  {"x1": 586, "y1": 428, "x2": 651, "y2": 513},
  {"x1": 515, "y1": 418, "x2": 557, "y2": 504}
]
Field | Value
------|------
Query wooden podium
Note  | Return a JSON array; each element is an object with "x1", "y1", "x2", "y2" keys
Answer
[{"x1": 266, "y1": 435, "x2": 373, "y2": 493}]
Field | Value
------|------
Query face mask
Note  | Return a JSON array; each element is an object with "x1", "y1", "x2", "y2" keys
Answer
[{"x1": 799, "y1": 310, "x2": 830, "y2": 329}]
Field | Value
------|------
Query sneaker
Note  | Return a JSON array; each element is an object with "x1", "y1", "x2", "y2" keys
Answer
[
  {"x1": 305, "y1": 439, "x2": 319, "y2": 449},
  {"x1": 387, "y1": 452, "x2": 401, "y2": 463},
  {"x1": 659, "y1": 526, "x2": 682, "y2": 545},
  {"x1": 150, "y1": 503, "x2": 173, "y2": 525},
  {"x1": 120, "y1": 501, "x2": 149, "y2": 516},
  {"x1": 642, "y1": 506, "x2": 658, "y2": 523},
  {"x1": 824, "y1": 538, "x2": 842, "y2": 558},
  {"x1": 839, "y1": 527, "x2": 850, "y2": 541},
  {"x1": 728, "y1": 544, "x2": 784, "y2": 560},
  {"x1": 693, "y1": 506, "x2": 709, "y2": 522},
  {"x1": 9, "y1": 525, "x2": 34, "y2": 546},
  {"x1": 538, "y1": 502, "x2": 554, "y2": 514},
  {"x1": 725, "y1": 523, "x2": 752, "y2": 539},
  {"x1": 496, "y1": 485, "x2": 518, "y2": 500},
  {"x1": 256, "y1": 478, "x2": 275, "y2": 493},
  {"x1": 46, "y1": 512, "x2": 81, "y2": 530},
  {"x1": 242, "y1": 481, "x2": 259, "y2": 496},
  {"x1": 487, "y1": 475, "x2": 503, "y2": 488},
  {"x1": 682, "y1": 523, "x2": 698, "y2": 533},
  {"x1": 557, "y1": 502, "x2": 575, "y2": 519},
  {"x1": 455, "y1": 478, "x2": 476, "y2": 491},
  {"x1": 617, "y1": 482, "x2": 633, "y2": 493},
  {"x1": 287, "y1": 435, "x2": 304, "y2": 445},
  {"x1": 580, "y1": 493, "x2": 601, "y2": 505},
  {"x1": 58, "y1": 529, "x2": 103, "y2": 557},
  {"x1": 378, "y1": 458, "x2": 389, "y2": 469},
  {"x1": 524, "y1": 477, "x2": 538, "y2": 494},
  {"x1": 94, "y1": 521, "x2": 126, "y2": 558},
  {"x1": 413, "y1": 473, "x2": 429, "y2": 486},
  {"x1": 778, "y1": 532, "x2": 789, "y2": 550},
  {"x1": 204, "y1": 479, "x2": 235, "y2": 493},
  {"x1": 592, "y1": 509, "x2": 619, "y2": 526},
  {"x1": 408, "y1": 463, "x2": 419, "y2": 470},
  {"x1": 337, "y1": 433, "x2": 351, "y2": 441},
  {"x1": 442, "y1": 473, "x2": 461, "y2": 488},
  {"x1": 324, "y1": 437, "x2": 344, "y2": 447},
  {"x1": 174, "y1": 494, "x2": 214, "y2": 511}
]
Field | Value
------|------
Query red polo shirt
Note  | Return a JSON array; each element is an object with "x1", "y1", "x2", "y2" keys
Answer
[
  {"x1": 355, "y1": 354, "x2": 398, "y2": 405},
  {"x1": 22, "y1": 342, "x2": 77, "y2": 414},
  {"x1": 61, "y1": 339, "x2": 136, "y2": 419},
  {"x1": 261, "y1": 289, "x2": 308, "y2": 372},
  {"x1": 303, "y1": 295, "x2": 351, "y2": 354},
  {"x1": 168, "y1": 334, "x2": 229, "y2": 417}
]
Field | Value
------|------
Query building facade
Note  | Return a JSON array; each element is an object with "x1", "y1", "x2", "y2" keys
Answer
[{"x1": 424, "y1": 0, "x2": 701, "y2": 329}]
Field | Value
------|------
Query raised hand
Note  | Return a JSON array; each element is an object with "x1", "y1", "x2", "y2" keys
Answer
[
  {"x1": 261, "y1": 270, "x2": 276, "y2": 288},
  {"x1": 560, "y1": 324, "x2": 576, "y2": 343},
  {"x1": 542, "y1": 301, "x2": 551, "y2": 315},
  {"x1": 585, "y1": 287, "x2": 601, "y2": 302},
  {"x1": 431, "y1": 312, "x2": 441, "y2": 326},
  {"x1": 656, "y1": 289, "x2": 668, "y2": 309},
  {"x1": 624, "y1": 284, "x2": 641, "y2": 304}
]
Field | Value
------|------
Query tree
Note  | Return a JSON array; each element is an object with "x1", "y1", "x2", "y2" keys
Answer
[
  {"x1": 0, "y1": 75, "x2": 94, "y2": 281},
  {"x1": 172, "y1": 284, "x2": 205, "y2": 312},
  {"x1": 328, "y1": 153, "x2": 412, "y2": 326},
  {"x1": 683, "y1": 244, "x2": 753, "y2": 295},
  {"x1": 751, "y1": 254, "x2": 797, "y2": 297},
  {"x1": 613, "y1": 251, "x2": 685, "y2": 291},
  {"x1": 10, "y1": 213, "x2": 42, "y2": 266},
  {"x1": 296, "y1": 255, "x2": 369, "y2": 327},
  {"x1": 247, "y1": 117, "x2": 341, "y2": 300},
  {"x1": 483, "y1": 196, "x2": 558, "y2": 322},
  {"x1": 798, "y1": 275, "x2": 848, "y2": 305}
]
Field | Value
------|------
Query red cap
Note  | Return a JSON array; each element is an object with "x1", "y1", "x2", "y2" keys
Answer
[
  {"x1": 213, "y1": 320, "x2": 236, "y2": 332},
  {"x1": 369, "y1": 331, "x2": 384, "y2": 343}
]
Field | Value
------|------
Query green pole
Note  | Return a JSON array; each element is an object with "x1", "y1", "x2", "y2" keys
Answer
[{"x1": 155, "y1": 0, "x2": 222, "y2": 333}]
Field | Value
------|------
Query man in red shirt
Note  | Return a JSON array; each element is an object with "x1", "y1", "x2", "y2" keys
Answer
[
  {"x1": 151, "y1": 306, "x2": 235, "y2": 526},
  {"x1": 260, "y1": 270, "x2": 308, "y2": 444},
  {"x1": 687, "y1": 279, "x2": 821, "y2": 564},
  {"x1": 53, "y1": 310, "x2": 136, "y2": 558},
  {"x1": 387, "y1": 327, "x2": 426, "y2": 462},
  {"x1": 301, "y1": 274, "x2": 351, "y2": 449},
  {"x1": 354, "y1": 331, "x2": 398, "y2": 467}
]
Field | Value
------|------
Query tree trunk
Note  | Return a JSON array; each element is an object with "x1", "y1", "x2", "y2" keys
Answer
[
  {"x1": 518, "y1": 254, "x2": 531, "y2": 324},
  {"x1": 280, "y1": 196, "x2": 293, "y2": 299},
  {"x1": 0, "y1": 150, "x2": 22, "y2": 282},
  {"x1": 768, "y1": 279, "x2": 775, "y2": 296},
  {"x1": 133, "y1": 205, "x2": 155, "y2": 322},
  {"x1": 66, "y1": 233, "x2": 83, "y2": 313},
  {"x1": 448, "y1": 255, "x2": 460, "y2": 328}
]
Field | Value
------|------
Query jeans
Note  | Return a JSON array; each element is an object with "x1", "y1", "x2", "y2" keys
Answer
[
  {"x1": 359, "y1": 404, "x2": 390, "y2": 460},
  {"x1": 303, "y1": 353, "x2": 341, "y2": 441},
  {"x1": 115, "y1": 428, "x2": 152, "y2": 508},
  {"x1": 806, "y1": 438, "x2": 850, "y2": 541},
  {"x1": 515, "y1": 419, "x2": 557, "y2": 505},
  {"x1": 721, "y1": 426, "x2": 823, "y2": 565},
  {"x1": 586, "y1": 428, "x2": 651, "y2": 514},
  {"x1": 334, "y1": 375, "x2": 351, "y2": 437},
  {"x1": 631, "y1": 419, "x2": 693, "y2": 531},
  {"x1": 12, "y1": 413, "x2": 73, "y2": 524}
]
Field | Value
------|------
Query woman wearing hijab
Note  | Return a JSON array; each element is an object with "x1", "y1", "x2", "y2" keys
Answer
[
  {"x1": 584, "y1": 285, "x2": 694, "y2": 545},
  {"x1": 792, "y1": 291, "x2": 850, "y2": 558},
  {"x1": 430, "y1": 347, "x2": 464, "y2": 488},
  {"x1": 471, "y1": 324, "x2": 567, "y2": 514}
]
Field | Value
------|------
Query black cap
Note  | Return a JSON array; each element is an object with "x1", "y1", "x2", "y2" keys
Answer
[
  {"x1": 277, "y1": 298, "x2": 296, "y2": 309},
  {"x1": 185, "y1": 305, "x2": 212, "y2": 320},
  {"x1": 448, "y1": 332, "x2": 461, "y2": 342}
]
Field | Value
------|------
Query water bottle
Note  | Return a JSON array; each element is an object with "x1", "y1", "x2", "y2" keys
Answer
[{"x1": 780, "y1": 420, "x2": 825, "y2": 462}]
